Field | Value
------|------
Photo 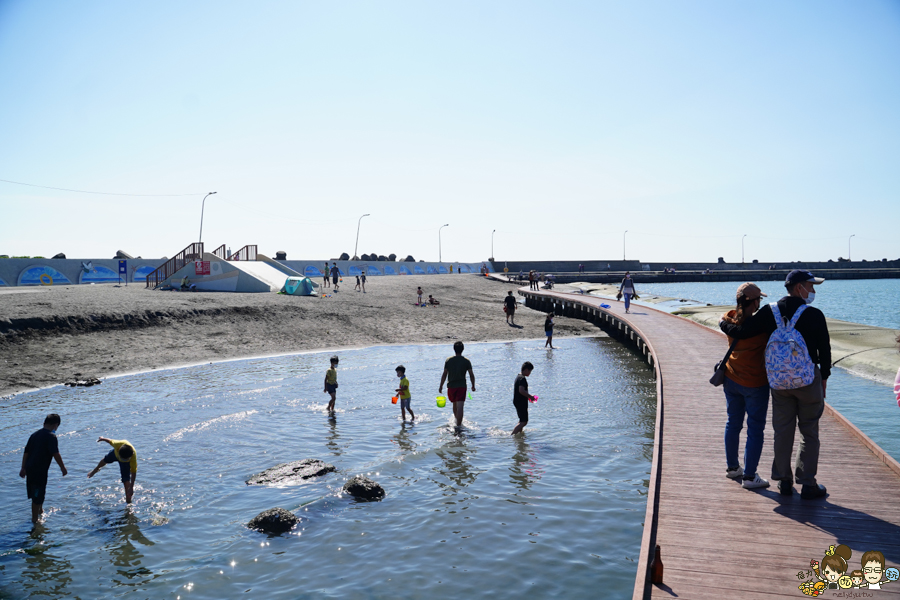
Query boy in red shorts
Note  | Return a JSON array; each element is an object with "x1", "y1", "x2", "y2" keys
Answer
[{"x1": 439, "y1": 341, "x2": 476, "y2": 428}]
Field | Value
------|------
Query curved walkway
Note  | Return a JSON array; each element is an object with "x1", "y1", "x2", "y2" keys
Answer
[{"x1": 520, "y1": 288, "x2": 900, "y2": 599}]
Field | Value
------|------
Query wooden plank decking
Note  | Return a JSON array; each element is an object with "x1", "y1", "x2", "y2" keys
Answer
[{"x1": 520, "y1": 288, "x2": 900, "y2": 599}]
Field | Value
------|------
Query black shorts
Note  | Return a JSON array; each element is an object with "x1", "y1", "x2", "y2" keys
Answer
[
  {"x1": 513, "y1": 398, "x2": 529, "y2": 424},
  {"x1": 332, "y1": 276, "x2": 339, "y2": 284},
  {"x1": 26, "y1": 477, "x2": 47, "y2": 504},
  {"x1": 104, "y1": 450, "x2": 132, "y2": 483}
]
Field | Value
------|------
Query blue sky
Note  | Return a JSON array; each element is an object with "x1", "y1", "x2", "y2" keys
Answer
[{"x1": 1, "y1": 1, "x2": 898, "y2": 263}]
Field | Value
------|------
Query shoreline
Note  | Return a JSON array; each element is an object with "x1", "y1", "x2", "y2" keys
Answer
[{"x1": 0, "y1": 275, "x2": 600, "y2": 397}]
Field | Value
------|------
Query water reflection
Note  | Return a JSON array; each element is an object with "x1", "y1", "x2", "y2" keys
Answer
[
  {"x1": 434, "y1": 436, "x2": 480, "y2": 495},
  {"x1": 325, "y1": 416, "x2": 341, "y2": 457},
  {"x1": 509, "y1": 436, "x2": 543, "y2": 491},
  {"x1": 392, "y1": 422, "x2": 416, "y2": 454},
  {"x1": 20, "y1": 524, "x2": 74, "y2": 598},
  {"x1": 104, "y1": 509, "x2": 154, "y2": 585}
]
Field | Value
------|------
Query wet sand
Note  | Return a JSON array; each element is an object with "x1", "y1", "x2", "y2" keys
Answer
[{"x1": 0, "y1": 275, "x2": 598, "y2": 397}]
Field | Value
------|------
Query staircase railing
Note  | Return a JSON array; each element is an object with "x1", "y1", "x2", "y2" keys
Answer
[
  {"x1": 212, "y1": 244, "x2": 227, "y2": 259},
  {"x1": 145, "y1": 243, "x2": 204, "y2": 288},
  {"x1": 228, "y1": 245, "x2": 257, "y2": 262}
]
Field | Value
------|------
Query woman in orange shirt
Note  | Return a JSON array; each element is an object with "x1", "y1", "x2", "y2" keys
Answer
[{"x1": 722, "y1": 283, "x2": 771, "y2": 489}]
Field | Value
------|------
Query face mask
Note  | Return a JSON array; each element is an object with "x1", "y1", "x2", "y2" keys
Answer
[{"x1": 805, "y1": 291, "x2": 816, "y2": 304}]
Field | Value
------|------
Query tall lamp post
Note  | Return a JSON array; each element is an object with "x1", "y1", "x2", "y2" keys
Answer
[
  {"x1": 198, "y1": 191, "x2": 217, "y2": 247},
  {"x1": 354, "y1": 213, "x2": 370, "y2": 260},
  {"x1": 848, "y1": 234, "x2": 855, "y2": 261},
  {"x1": 439, "y1": 224, "x2": 449, "y2": 263},
  {"x1": 623, "y1": 230, "x2": 628, "y2": 261},
  {"x1": 491, "y1": 229, "x2": 496, "y2": 261},
  {"x1": 742, "y1": 234, "x2": 747, "y2": 264}
]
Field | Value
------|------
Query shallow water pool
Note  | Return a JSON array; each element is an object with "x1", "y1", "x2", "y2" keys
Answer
[{"x1": 0, "y1": 337, "x2": 656, "y2": 599}]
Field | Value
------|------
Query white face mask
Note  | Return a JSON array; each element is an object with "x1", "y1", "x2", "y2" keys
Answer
[{"x1": 805, "y1": 291, "x2": 816, "y2": 304}]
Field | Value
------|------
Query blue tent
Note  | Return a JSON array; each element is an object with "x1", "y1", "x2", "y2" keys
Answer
[{"x1": 282, "y1": 276, "x2": 317, "y2": 296}]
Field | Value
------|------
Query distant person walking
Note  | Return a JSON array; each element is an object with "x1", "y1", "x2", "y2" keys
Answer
[
  {"x1": 330, "y1": 263, "x2": 341, "y2": 291},
  {"x1": 720, "y1": 270, "x2": 831, "y2": 499},
  {"x1": 720, "y1": 283, "x2": 770, "y2": 489},
  {"x1": 360, "y1": 271, "x2": 367, "y2": 293},
  {"x1": 529, "y1": 270, "x2": 537, "y2": 291},
  {"x1": 504, "y1": 291, "x2": 517, "y2": 325},
  {"x1": 619, "y1": 272, "x2": 636, "y2": 313},
  {"x1": 439, "y1": 341, "x2": 476, "y2": 428},
  {"x1": 578, "y1": 263, "x2": 584, "y2": 274},
  {"x1": 355, "y1": 275, "x2": 361, "y2": 291},
  {"x1": 20, "y1": 413, "x2": 67, "y2": 524},
  {"x1": 323, "y1": 263, "x2": 330, "y2": 288},
  {"x1": 511, "y1": 361, "x2": 535, "y2": 435},
  {"x1": 544, "y1": 313, "x2": 555, "y2": 348},
  {"x1": 395, "y1": 365, "x2": 414, "y2": 421},
  {"x1": 88, "y1": 436, "x2": 137, "y2": 504},
  {"x1": 324, "y1": 355, "x2": 340, "y2": 413}
]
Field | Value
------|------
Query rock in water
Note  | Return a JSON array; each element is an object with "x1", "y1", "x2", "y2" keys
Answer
[
  {"x1": 248, "y1": 508, "x2": 299, "y2": 534},
  {"x1": 342, "y1": 475, "x2": 385, "y2": 500},
  {"x1": 246, "y1": 459, "x2": 336, "y2": 486}
]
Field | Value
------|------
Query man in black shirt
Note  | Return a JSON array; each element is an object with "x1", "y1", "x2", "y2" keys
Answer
[
  {"x1": 19, "y1": 413, "x2": 68, "y2": 523},
  {"x1": 504, "y1": 291, "x2": 518, "y2": 325},
  {"x1": 512, "y1": 361, "x2": 535, "y2": 435},
  {"x1": 719, "y1": 270, "x2": 830, "y2": 499}
]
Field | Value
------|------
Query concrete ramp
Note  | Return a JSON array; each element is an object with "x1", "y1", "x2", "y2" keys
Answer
[{"x1": 229, "y1": 261, "x2": 296, "y2": 292}]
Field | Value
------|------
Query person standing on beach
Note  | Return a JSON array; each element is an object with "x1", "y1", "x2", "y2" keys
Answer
[
  {"x1": 323, "y1": 263, "x2": 330, "y2": 288},
  {"x1": 504, "y1": 291, "x2": 517, "y2": 325},
  {"x1": 719, "y1": 270, "x2": 831, "y2": 499},
  {"x1": 88, "y1": 436, "x2": 137, "y2": 503},
  {"x1": 720, "y1": 283, "x2": 770, "y2": 489},
  {"x1": 360, "y1": 270, "x2": 366, "y2": 293},
  {"x1": 330, "y1": 263, "x2": 341, "y2": 291},
  {"x1": 544, "y1": 313, "x2": 555, "y2": 348},
  {"x1": 324, "y1": 355, "x2": 339, "y2": 413},
  {"x1": 619, "y1": 272, "x2": 636, "y2": 313},
  {"x1": 355, "y1": 275, "x2": 361, "y2": 291},
  {"x1": 20, "y1": 413, "x2": 67, "y2": 523},
  {"x1": 439, "y1": 341, "x2": 476, "y2": 428},
  {"x1": 511, "y1": 361, "x2": 535, "y2": 435},
  {"x1": 417, "y1": 287, "x2": 424, "y2": 305}
]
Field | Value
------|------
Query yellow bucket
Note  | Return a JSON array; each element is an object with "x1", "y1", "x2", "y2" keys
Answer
[{"x1": 436, "y1": 396, "x2": 447, "y2": 408}]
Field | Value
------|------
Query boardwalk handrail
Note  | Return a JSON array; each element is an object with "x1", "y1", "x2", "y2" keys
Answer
[
  {"x1": 211, "y1": 244, "x2": 226, "y2": 260},
  {"x1": 145, "y1": 243, "x2": 204, "y2": 289},
  {"x1": 227, "y1": 245, "x2": 257, "y2": 262}
]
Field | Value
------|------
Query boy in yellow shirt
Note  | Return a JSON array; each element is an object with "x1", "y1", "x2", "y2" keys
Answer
[
  {"x1": 88, "y1": 436, "x2": 137, "y2": 503},
  {"x1": 324, "y1": 355, "x2": 339, "y2": 413},
  {"x1": 395, "y1": 365, "x2": 414, "y2": 421}
]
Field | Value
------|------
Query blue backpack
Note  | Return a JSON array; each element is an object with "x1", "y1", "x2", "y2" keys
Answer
[{"x1": 765, "y1": 302, "x2": 816, "y2": 390}]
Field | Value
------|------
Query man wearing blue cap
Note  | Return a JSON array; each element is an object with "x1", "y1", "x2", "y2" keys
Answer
[{"x1": 719, "y1": 270, "x2": 831, "y2": 500}]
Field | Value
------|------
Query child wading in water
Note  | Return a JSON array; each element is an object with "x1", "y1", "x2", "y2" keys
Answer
[
  {"x1": 20, "y1": 413, "x2": 67, "y2": 523},
  {"x1": 88, "y1": 437, "x2": 137, "y2": 503},
  {"x1": 324, "y1": 355, "x2": 339, "y2": 413},
  {"x1": 544, "y1": 314, "x2": 555, "y2": 348},
  {"x1": 395, "y1": 365, "x2": 415, "y2": 421},
  {"x1": 512, "y1": 362, "x2": 535, "y2": 435}
]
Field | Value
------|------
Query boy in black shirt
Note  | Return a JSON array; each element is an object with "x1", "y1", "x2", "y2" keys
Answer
[
  {"x1": 19, "y1": 413, "x2": 67, "y2": 523},
  {"x1": 512, "y1": 362, "x2": 535, "y2": 435}
]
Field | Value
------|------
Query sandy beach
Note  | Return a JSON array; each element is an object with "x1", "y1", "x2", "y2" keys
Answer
[{"x1": 0, "y1": 275, "x2": 598, "y2": 397}]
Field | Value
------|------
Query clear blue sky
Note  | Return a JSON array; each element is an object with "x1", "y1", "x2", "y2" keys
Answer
[{"x1": 1, "y1": 1, "x2": 898, "y2": 263}]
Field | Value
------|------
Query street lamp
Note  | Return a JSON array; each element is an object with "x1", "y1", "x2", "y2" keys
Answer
[
  {"x1": 742, "y1": 234, "x2": 747, "y2": 264},
  {"x1": 354, "y1": 214, "x2": 370, "y2": 260},
  {"x1": 439, "y1": 224, "x2": 449, "y2": 263},
  {"x1": 623, "y1": 230, "x2": 628, "y2": 261},
  {"x1": 198, "y1": 191, "x2": 217, "y2": 247},
  {"x1": 848, "y1": 234, "x2": 855, "y2": 261},
  {"x1": 491, "y1": 229, "x2": 496, "y2": 261}
]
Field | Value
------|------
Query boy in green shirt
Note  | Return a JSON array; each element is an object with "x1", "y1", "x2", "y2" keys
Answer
[
  {"x1": 395, "y1": 365, "x2": 414, "y2": 421},
  {"x1": 88, "y1": 436, "x2": 137, "y2": 503},
  {"x1": 324, "y1": 355, "x2": 339, "y2": 413}
]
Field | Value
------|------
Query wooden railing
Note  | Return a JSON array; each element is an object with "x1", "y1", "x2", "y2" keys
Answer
[
  {"x1": 227, "y1": 245, "x2": 257, "y2": 262},
  {"x1": 212, "y1": 244, "x2": 227, "y2": 259},
  {"x1": 145, "y1": 243, "x2": 204, "y2": 288}
]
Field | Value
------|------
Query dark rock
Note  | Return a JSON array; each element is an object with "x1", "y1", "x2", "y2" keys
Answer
[
  {"x1": 247, "y1": 508, "x2": 299, "y2": 534},
  {"x1": 377, "y1": 255, "x2": 387, "y2": 262},
  {"x1": 52, "y1": 252, "x2": 66, "y2": 259},
  {"x1": 404, "y1": 255, "x2": 415, "y2": 262},
  {"x1": 246, "y1": 459, "x2": 336, "y2": 486},
  {"x1": 339, "y1": 252, "x2": 350, "y2": 261},
  {"x1": 342, "y1": 475, "x2": 385, "y2": 501},
  {"x1": 275, "y1": 251, "x2": 287, "y2": 260},
  {"x1": 388, "y1": 253, "x2": 396, "y2": 261},
  {"x1": 115, "y1": 250, "x2": 133, "y2": 259},
  {"x1": 361, "y1": 254, "x2": 371, "y2": 261},
  {"x1": 64, "y1": 375, "x2": 101, "y2": 387}
]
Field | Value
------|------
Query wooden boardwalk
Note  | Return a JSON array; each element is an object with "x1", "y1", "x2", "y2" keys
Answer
[{"x1": 520, "y1": 288, "x2": 900, "y2": 599}]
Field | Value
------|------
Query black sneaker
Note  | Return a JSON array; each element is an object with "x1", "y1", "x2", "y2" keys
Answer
[
  {"x1": 801, "y1": 483, "x2": 827, "y2": 499},
  {"x1": 778, "y1": 480, "x2": 794, "y2": 496}
]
